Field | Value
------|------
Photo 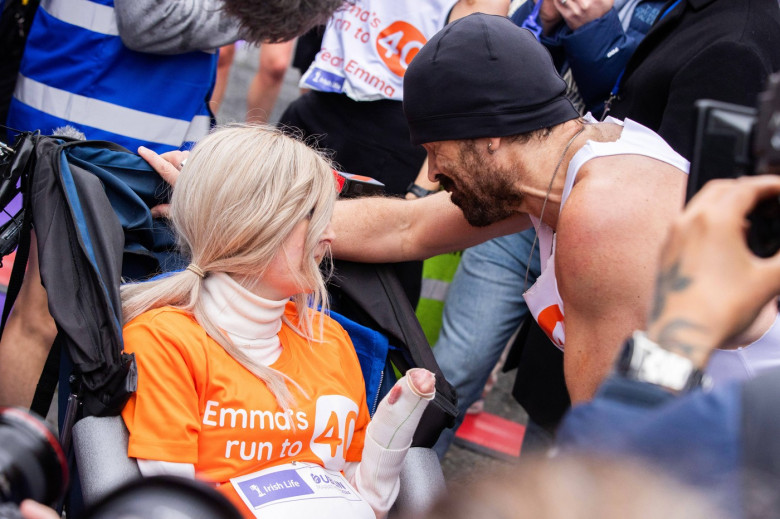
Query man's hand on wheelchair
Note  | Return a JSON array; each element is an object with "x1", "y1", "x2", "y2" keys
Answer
[
  {"x1": 646, "y1": 175, "x2": 780, "y2": 368},
  {"x1": 137, "y1": 146, "x2": 188, "y2": 218}
]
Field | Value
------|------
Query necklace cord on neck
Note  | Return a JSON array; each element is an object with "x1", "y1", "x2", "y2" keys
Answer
[{"x1": 523, "y1": 124, "x2": 587, "y2": 291}]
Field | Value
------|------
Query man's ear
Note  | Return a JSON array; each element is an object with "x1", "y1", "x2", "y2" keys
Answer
[{"x1": 486, "y1": 137, "x2": 502, "y2": 154}]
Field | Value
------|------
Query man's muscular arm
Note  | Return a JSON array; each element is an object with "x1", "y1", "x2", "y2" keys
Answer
[
  {"x1": 330, "y1": 192, "x2": 531, "y2": 263},
  {"x1": 555, "y1": 155, "x2": 687, "y2": 402}
]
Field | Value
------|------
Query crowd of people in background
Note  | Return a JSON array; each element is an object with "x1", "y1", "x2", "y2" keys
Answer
[{"x1": 2, "y1": 0, "x2": 780, "y2": 518}]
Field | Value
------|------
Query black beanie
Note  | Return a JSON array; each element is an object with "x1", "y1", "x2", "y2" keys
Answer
[{"x1": 403, "y1": 13, "x2": 579, "y2": 145}]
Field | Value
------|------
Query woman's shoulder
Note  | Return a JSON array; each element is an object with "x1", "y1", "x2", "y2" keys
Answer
[
  {"x1": 282, "y1": 302, "x2": 351, "y2": 337},
  {"x1": 127, "y1": 305, "x2": 192, "y2": 322},
  {"x1": 123, "y1": 306, "x2": 208, "y2": 355}
]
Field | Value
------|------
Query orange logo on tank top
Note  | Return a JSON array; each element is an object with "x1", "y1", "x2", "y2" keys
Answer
[{"x1": 537, "y1": 304, "x2": 565, "y2": 348}]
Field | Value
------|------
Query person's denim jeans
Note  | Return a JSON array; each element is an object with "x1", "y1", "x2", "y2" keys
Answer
[{"x1": 432, "y1": 228, "x2": 541, "y2": 457}]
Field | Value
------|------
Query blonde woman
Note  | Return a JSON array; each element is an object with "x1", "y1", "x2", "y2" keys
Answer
[{"x1": 120, "y1": 125, "x2": 435, "y2": 519}]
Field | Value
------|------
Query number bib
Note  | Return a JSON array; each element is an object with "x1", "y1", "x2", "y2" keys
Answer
[{"x1": 231, "y1": 462, "x2": 374, "y2": 519}]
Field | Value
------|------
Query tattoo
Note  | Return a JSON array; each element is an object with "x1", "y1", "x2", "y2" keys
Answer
[
  {"x1": 650, "y1": 261, "x2": 692, "y2": 323},
  {"x1": 654, "y1": 319, "x2": 709, "y2": 357}
]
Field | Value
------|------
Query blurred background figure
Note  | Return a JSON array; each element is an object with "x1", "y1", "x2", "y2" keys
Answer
[
  {"x1": 421, "y1": 454, "x2": 723, "y2": 519},
  {"x1": 246, "y1": 41, "x2": 297, "y2": 124},
  {"x1": 210, "y1": 43, "x2": 238, "y2": 116},
  {"x1": 211, "y1": 41, "x2": 298, "y2": 125}
]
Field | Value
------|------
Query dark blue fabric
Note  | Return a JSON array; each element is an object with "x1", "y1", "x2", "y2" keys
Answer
[
  {"x1": 329, "y1": 309, "x2": 390, "y2": 417},
  {"x1": 558, "y1": 375, "x2": 744, "y2": 518},
  {"x1": 511, "y1": 1, "x2": 664, "y2": 113},
  {"x1": 65, "y1": 145, "x2": 184, "y2": 279}
]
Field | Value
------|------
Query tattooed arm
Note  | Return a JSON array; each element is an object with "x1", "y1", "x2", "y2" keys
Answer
[
  {"x1": 645, "y1": 175, "x2": 780, "y2": 369},
  {"x1": 555, "y1": 177, "x2": 780, "y2": 517}
]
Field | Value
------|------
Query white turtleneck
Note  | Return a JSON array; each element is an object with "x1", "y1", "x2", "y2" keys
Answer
[{"x1": 199, "y1": 272, "x2": 288, "y2": 366}]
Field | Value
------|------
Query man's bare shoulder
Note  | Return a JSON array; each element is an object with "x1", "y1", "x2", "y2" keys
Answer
[
  {"x1": 563, "y1": 153, "x2": 687, "y2": 232},
  {"x1": 555, "y1": 153, "x2": 687, "y2": 296}
]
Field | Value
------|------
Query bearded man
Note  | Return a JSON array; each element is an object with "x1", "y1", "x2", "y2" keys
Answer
[{"x1": 331, "y1": 13, "x2": 778, "y2": 403}]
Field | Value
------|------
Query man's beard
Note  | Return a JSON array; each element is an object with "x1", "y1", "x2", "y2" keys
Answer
[{"x1": 442, "y1": 144, "x2": 524, "y2": 227}]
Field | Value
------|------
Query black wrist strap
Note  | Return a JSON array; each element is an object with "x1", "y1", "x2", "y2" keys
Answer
[{"x1": 406, "y1": 182, "x2": 437, "y2": 198}]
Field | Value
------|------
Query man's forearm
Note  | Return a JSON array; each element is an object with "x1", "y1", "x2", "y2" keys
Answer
[
  {"x1": 330, "y1": 192, "x2": 530, "y2": 263},
  {"x1": 644, "y1": 259, "x2": 715, "y2": 370},
  {"x1": 115, "y1": 0, "x2": 242, "y2": 54}
]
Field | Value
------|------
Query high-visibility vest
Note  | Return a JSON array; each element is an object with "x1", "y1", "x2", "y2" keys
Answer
[
  {"x1": 415, "y1": 251, "x2": 461, "y2": 345},
  {"x1": 7, "y1": 0, "x2": 217, "y2": 153}
]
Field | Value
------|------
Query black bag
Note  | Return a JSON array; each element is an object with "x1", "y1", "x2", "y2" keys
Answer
[{"x1": 0, "y1": 131, "x2": 178, "y2": 419}]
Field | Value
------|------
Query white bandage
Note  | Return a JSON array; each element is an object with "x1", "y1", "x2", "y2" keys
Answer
[{"x1": 367, "y1": 371, "x2": 435, "y2": 450}]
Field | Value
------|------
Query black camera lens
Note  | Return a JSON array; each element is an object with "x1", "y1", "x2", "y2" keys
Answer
[
  {"x1": 0, "y1": 407, "x2": 68, "y2": 506},
  {"x1": 83, "y1": 476, "x2": 243, "y2": 519}
]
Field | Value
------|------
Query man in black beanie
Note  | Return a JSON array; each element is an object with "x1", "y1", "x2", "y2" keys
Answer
[
  {"x1": 330, "y1": 13, "x2": 774, "y2": 404},
  {"x1": 331, "y1": 13, "x2": 676, "y2": 402}
]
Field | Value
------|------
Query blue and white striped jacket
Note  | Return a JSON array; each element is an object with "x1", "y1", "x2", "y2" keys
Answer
[{"x1": 6, "y1": 0, "x2": 217, "y2": 153}]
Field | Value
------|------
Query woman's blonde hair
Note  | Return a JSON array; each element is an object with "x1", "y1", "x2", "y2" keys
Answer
[{"x1": 121, "y1": 124, "x2": 337, "y2": 408}]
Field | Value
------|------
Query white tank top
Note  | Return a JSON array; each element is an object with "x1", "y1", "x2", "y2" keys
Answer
[
  {"x1": 707, "y1": 312, "x2": 780, "y2": 385},
  {"x1": 523, "y1": 115, "x2": 690, "y2": 349},
  {"x1": 299, "y1": 0, "x2": 455, "y2": 101}
]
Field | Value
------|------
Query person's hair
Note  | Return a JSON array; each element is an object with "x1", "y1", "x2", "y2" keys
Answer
[
  {"x1": 422, "y1": 454, "x2": 723, "y2": 519},
  {"x1": 121, "y1": 124, "x2": 337, "y2": 408},
  {"x1": 221, "y1": 0, "x2": 349, "y2": 43}
]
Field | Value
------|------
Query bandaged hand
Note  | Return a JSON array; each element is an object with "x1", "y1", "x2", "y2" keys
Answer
[{"x1": 367, "y1": 368, "x2": 435, "y2": 450}]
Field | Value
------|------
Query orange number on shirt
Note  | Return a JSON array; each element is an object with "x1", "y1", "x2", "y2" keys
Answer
[
  {"x1": 313, "y1": 411, "x2": 342, "y2": 458},
  {"x1": 537, "y1": 304, "x2": 565, "y2": 348},
  {"x1": 310, "y1": 395, "x2": 361, "y2": 470},
  {"x1": 343, "y1": 410, "x2": 357, "y2": 452},
  {"x1": 376, "y1": 21, "x2": 426, "y2": 77}
]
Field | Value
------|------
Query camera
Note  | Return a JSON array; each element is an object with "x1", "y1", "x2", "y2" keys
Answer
[
  {"x1": 688, "y1": 71, "x2": 780, "y2": 257},
  {"x1": 0, "y1": 407, "x2": 68, "y2": 518},
  {"x1": 0, "y1": 406, "x2": 242, "y2": 519},
  {"x1": 82, "y1": 476, "x2": 243, "y2": 519}
]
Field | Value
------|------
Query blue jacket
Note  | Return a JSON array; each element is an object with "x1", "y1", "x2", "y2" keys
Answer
[
  {"x1": 557, "y1": 375, "x2": 748, "y2": 518},
  {"x1": 511, "y1": 1, "x2": 664, "y2": 113},
  {"x1": 6, "y1": 0, "x2": 217, "y2": 153}
]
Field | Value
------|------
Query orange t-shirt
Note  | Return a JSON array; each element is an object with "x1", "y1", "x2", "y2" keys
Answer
[{"x1": 121, "y1": 303, "x2": 370, "y2": 514}]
